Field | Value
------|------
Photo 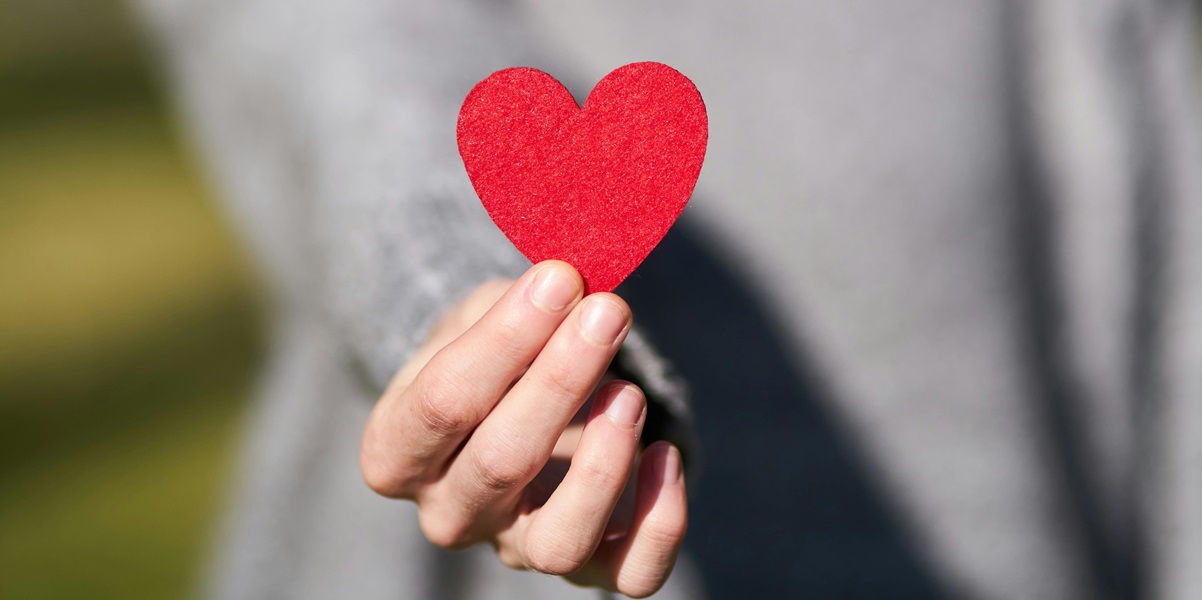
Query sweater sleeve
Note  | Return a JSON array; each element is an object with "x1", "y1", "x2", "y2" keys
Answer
[{"x1": 138, "y1": 0, "x2": 699, "y2": 465}]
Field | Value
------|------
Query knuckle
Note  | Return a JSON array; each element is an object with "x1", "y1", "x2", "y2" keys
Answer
[
  {"x1": 523, "y1": 536, "x2": 590, "y2": 576},
  {"x1": 575, "y1": 453, "x2": 627, "y2": 492},
  {"x1": 411, "y1": 372, "x2": 474, "y2": 439},
  {"x1": 632, "y1": 514, "x2": 689, "y2": 567},
  {"x1": 360, "y1": 454, "x2": 410, "y2": 498},
  {"x1": 359, "y1": 419, "x2": 415, "y2": 498},
  {"x1": 531, "y1": 359, "x2": 586, "y2": 402},
  {"x1": 418, "y1": 508, "x2": 473, "y2": 550},
  {"x1": 470, "y1": 437, "x2": 538, "y2": 493},
  {"x1": 642, "y1": 512, "x2": 689, "y2": 548}
]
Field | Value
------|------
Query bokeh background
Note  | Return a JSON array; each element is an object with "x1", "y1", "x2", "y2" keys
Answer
[
  {"x1": 0, "y1": 1, "x2": 264, "y2": 598},
  {"x1": 4, "y1": 2, "x2": 1202, "y2": 600}
]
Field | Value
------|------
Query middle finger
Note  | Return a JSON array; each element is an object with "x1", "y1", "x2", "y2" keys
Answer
[{"x1": 436, "y1": 294, "x2": 632, "y2": 531}]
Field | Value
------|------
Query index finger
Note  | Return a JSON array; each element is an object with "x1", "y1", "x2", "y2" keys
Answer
[{"x1": 361, "y1": 261, "x2": 584, "y2": 498}]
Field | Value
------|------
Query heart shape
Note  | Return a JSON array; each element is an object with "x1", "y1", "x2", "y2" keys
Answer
[{"x1": 457, "y1": 62, "x2": 708, "y2": 293}]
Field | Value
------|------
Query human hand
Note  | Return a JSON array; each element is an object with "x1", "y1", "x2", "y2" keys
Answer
[{"x1": 360, "y1": 261, "x2": 688, "y2": 598}]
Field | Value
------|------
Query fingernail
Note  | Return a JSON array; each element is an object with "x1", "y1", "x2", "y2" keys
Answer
[
  {"x1": 580, "y1": 297, "x2": 627, "y2": 346},
  {"x1": 662, "y1": 445, "x2": 683, "y2": 483},
  {"x1": 530, "y1": 265, "x2": 579, "y2": 312},
  {"x1": 604, "y1": 385, "x2": 645, "y2": 427}
]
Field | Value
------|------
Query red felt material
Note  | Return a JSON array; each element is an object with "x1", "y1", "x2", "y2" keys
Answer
[{"x1": 457, "y1": 62, "x2": 708, "y2": 293}]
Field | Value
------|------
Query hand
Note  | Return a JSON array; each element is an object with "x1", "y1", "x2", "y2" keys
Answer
[{"x1": 360, "y1": 261, "x2": 688, "y2": 598}]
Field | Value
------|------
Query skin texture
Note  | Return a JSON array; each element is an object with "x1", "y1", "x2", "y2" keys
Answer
[{"x1": 360, "y1": 261, "x2": 688, "y2": 598}]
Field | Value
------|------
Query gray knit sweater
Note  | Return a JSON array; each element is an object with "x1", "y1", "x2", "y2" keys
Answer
[{"x1": 142, "y1": 1, "x2": 1202, "y2": 598}]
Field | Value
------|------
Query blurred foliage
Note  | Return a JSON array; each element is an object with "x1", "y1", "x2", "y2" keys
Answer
[{"x1": 0, "y1": 1, "x2": 264, "y2": 598}]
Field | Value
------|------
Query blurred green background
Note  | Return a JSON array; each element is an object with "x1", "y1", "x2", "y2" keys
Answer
[{"x1": 0, "y1": 1, "x2": 263, "y2": 598}]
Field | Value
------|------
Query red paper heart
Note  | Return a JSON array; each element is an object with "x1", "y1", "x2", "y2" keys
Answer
[{"x1": 457, "y1": 62, "x2": 708, "y2": 293}]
